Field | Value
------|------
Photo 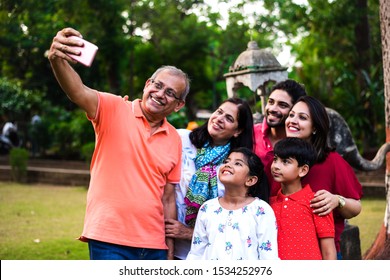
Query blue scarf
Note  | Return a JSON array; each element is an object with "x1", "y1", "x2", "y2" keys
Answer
[{"x1": 184, "y1": 141, "x2": 230, "y2": 227}]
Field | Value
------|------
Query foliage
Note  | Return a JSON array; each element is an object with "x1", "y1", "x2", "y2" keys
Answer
[
  {"x1": 9, "y1": 148, "x2": 29, "y2": 182},
  {"x1": 80, "y1": 142, "x2": 95, "y2": 164},
  {"x1": 0, "y1": 0, "x2": 69, "y2": 105},
  {"x1": 0, "y1": 0, "x2": 385, "y2": 158},
  {"x1": 27, "y1": 115, "x2": 51, "y2": 154},
  {"x1": 0, "y1": 77, "x2": 48, "y2": 120},
  {"x1": 46, "y1": 108, "x2": 94, "y2": 159},
  {"x1": 260, "y1": 0, "x2": 384, "y2": 151},
  {"x1": 167, "y1": 109, "x2": 189, "y2": 129}
]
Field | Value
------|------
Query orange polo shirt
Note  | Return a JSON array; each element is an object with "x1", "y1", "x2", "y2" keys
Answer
[{"x1": 80, "y1": 92, "x2": 182, "y2": 249}]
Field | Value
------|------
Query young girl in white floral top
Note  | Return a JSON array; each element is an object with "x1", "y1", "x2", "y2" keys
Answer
[
  {"x1": 186, "y1": 147, "x2": 279, "y2": 260},
  {"x1": 165, "y1": 98, "x2": 260, "y2": 260}
]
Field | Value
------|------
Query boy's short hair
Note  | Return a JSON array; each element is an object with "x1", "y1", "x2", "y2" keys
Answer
[{"x1": 273, "y1": 137, "x2": 317, "y2": 167}]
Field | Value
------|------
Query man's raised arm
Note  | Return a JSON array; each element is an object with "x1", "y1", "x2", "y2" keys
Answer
[{"x1": 48, "y1": 27, "x2": 98, "y2": 118}]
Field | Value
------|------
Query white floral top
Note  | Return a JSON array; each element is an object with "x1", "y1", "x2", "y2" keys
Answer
[
  {"x1": 187, "y1": 197, "x2": 279, "y2": 260},
  {"x1": 174, "y1": 129, "x2": 226, "y2": 259}
]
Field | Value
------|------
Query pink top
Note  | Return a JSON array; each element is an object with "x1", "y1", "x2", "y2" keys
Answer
[
  {"x1": 80, "y1": 92, "x2": 182, "y2": 249},
  {"x1": 254, "y1": 122, "x2": 274, "y2": 168},
  {"x1": 270, "y1": 184, "x2": 335, "y2": 260}
]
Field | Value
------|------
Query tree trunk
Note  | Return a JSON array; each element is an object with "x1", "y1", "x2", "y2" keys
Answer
[
  {"x1": 379, "y1": 0, "x2": 390, "y2": 239},
  {"x1": 355, "y1": 0, "x2": 374, "y2": 151},
  {"x1": 364, "y1": 0, "x2": 390, "y2": 260}
]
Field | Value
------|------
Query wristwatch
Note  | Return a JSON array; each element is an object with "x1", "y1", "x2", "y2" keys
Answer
[{"x1": 338, "y1": 195, "x2": 346, "y2": 208}]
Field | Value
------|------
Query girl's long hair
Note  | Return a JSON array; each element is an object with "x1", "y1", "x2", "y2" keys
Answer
[
  {"x1": 295, "y1": 96, "x2": 332, "y2": 162},
  {"x1": 230, "y1": 147, "x2": 270, "y2": 203}
]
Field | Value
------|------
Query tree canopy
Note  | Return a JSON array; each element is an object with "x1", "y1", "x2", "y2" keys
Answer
[{"x1": 0, "y1": 0, "x2": 384, "y2": 159}]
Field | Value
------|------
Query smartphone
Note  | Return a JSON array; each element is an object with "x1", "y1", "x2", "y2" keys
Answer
[{"x1": 66, "y1": 36, "x2": 98, "y2": 67}]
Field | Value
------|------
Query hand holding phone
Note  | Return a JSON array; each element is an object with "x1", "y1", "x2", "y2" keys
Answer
[{"x1": 66, "y1": 36, "x2": 98, "y2": 67}]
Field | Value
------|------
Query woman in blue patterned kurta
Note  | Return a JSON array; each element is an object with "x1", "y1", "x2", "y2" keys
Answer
[{"x1": 187, "y1": 147, "x2": 279, "y2": 260}]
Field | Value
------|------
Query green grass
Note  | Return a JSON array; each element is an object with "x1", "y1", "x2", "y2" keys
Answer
[
  {"x1": 349, "y1": 197, "x2": 387, "y2": 255},
  {"x1": 0, "y1": 182, "x2": 387, "y2": 259},
  {"x1": 0, "y1": 182, "x2": 89, "y2": 260}
]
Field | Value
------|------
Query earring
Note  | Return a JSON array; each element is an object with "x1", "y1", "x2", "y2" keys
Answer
[{"x1": 313, "y1": 131, "x2": 316, "y2": 135}]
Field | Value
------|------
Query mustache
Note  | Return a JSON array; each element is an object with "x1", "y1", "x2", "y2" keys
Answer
[{"x1": 266, "y1": 110, "x2": 284, "y2": 118}]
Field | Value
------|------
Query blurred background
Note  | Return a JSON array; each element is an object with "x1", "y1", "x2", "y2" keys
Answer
[{"x1": 0, "y1": 0, "x2": 385, "y2": 161}]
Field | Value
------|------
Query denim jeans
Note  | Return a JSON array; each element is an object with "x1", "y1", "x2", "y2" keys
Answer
[{"x1": 88, "y1": 239, "x2": 168, "y2": 260}]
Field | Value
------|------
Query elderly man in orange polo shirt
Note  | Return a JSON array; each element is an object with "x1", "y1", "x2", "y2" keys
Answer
[{"x1": 48, "y1": 27, "x2": 190, "y2": 260}]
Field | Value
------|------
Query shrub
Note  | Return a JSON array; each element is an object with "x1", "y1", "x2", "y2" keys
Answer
[
  {"x1": 9, "y1": 148, "x2": 29, "y2": 182},
  {"x1": 167, "y1": 110, "x2": 189, "y2": 129},
  {"x1": 81, "y1": 142, "x2": 95, "y2": 164}
]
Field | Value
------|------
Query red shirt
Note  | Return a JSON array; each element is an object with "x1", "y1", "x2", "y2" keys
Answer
[
  {"x1": 270, "y1": 151, "x2": 363, "y2": 252},
  {"x1": 270, "y1": 184, "x2": 335, "y2": 260}
]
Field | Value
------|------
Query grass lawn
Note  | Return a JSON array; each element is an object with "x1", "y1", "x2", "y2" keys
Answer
[
  {"x1": 349, "y1": 196, "x2": 387, "y2": 255},
  {"x1": 0, "y1": 182, "x2": 89, "y2": 260},
  {"x1": 0, "y1": 182, "x2": 387, "y2": 260}
]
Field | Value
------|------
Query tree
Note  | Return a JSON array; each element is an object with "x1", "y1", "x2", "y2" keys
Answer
[
  {"x1": 363, "y1": 0, "x2": 390, "y2": 260},
  {"x1": 3, "y1": 0, "x2": 383, "y2": 161},
  {"x1": 260, "y1": 0, "x2": 384, "y2": 153}
]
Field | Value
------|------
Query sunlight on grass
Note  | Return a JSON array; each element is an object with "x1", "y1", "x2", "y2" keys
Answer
[
  {"x1": 0, "y1": 182, "x2": 89, "y2": 260},
  {"x1": 0, "y1": 182, "x2": 387, "y2": 260},
  {"x1": 349, "y1": 197, "x2": 387, "y2": 255}
]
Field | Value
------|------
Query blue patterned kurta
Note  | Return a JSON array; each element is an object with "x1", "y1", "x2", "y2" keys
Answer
[
  {"x1": 187, "y1": 197, "x2": 279, "y2": 260},
  {"x1": 174, "y1": 129, "x2": 226, "y2": 259}
]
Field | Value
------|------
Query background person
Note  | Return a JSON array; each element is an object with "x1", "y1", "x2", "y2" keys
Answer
[
  {"x1": 1, "y1": 118, "x2": 19, "y2": 148},
  {"x1": 29, "y1": 113, "x2": 42, "y2": 157}
]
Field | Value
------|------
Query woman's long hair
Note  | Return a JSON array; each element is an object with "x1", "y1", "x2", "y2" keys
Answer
[
  {"x1": 295, "y1": 96, "x2": 332, "y2": 162},
  {"x1": 190, "y1": 97, "x2": 254, "y2": 150},
  {"x1": 230, "y1": 147, "x2": 270, "y2": 203}
]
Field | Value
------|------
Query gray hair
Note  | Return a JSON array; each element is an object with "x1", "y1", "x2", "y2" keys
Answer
[{"x1": 150, "y1": 65, "x2": 191, "y2": 100}]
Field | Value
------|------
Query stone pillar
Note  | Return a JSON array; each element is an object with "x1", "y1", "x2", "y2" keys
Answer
[{"x1": 340, "y1": 221, "x2": 362, "y2": 259}]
